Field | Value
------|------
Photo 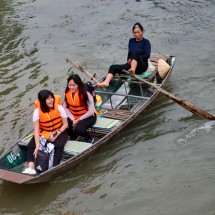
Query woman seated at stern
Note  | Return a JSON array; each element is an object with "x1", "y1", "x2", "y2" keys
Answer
[
  {"x1": 97, "y1": 22, "x2": 151, "y2": 88},
  {"x1": 63, "y1": 74, "x2": 96, "y2": 144},
  {"x1": 22, "y1": 90, "x2": 68, "y2": 175}
]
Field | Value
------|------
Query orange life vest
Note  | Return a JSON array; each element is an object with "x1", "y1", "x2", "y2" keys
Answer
[
  {"x1": 65, "y1": 90, "x2": 88, "y2": 119},
  {"x1": 34, "y1": 95, "x2": 63, "y2": 139}
]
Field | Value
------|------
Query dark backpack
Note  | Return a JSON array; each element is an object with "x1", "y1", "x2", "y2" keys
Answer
[
  {"x1": 35, "y1": 149, "x2": 50, "y2": 172},
  {"x1": 84, "y1": 81, "x2": 97, "y2": 103}
]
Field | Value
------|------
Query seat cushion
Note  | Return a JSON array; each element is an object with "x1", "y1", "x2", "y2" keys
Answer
[
  {"x1": 93, "y1": 117, "x2": 120, "y2": 129},
  {"x1": 63, "y1": 141, "x2": 92, "y2": 155}
]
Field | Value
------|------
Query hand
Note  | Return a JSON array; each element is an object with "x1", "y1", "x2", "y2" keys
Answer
[
  {"x1": 48, "y1": 130, "x2": 60, "y2": 142},
  {"x1": 73, "y1": 119, "x2": 80, "y2": 129},
  {"x1": 127, "y1": 59, "x2": 131, "y2": 65},
  {"x1": 33, "y1": 146, "x2": 39, "y2": 158}
]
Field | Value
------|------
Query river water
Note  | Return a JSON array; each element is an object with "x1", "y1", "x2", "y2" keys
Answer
[{"x1": 0, "y1": 0, "x2": 215, "y2": 214}]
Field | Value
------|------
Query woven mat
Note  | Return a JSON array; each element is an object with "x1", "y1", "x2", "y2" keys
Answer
[
  {"x1": 64, "y1": 141, "x2": 92, "y2": 155},
  {"x1": 93, "y1": 117, "x2": 120, "y2": 129}
]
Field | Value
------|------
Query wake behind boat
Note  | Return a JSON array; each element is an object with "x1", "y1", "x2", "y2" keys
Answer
[{"x1": 0, "y1": 53, "x2": 175, "y2": 184}]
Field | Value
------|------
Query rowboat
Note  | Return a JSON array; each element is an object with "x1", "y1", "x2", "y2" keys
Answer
[{"x1": 0, "y1": 53, "x2": 176, "y2": 184}]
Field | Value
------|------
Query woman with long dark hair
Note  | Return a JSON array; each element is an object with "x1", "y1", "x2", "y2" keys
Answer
[
  {"x1": 63, "y1": 74, "x2": 96, "y2": 143},
  {"x1": 97, "y1": 22, "x2": 151, "y2": 87},
  {"x1": 22, "y1": 90, "x2": 68, "y2": 175}
]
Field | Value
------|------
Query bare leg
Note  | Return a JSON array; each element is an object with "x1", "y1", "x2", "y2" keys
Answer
[
  {"x1": 129, "y1": 59, "x2": 137, "y2": 75},
  {"x1": 97, "y1": 73, "x2": 113, "y2": 88},
  {"x1": 28, "y1": 161, "x2": 35, "y2": 169}
]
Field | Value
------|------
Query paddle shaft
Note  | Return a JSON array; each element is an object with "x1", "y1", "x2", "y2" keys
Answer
[
  {"x1": 66, "y1": 59, "x2": 100, "y2": 84},
  {"x1": 122, "y1": 69, "x2": 215, "y2": 120}
]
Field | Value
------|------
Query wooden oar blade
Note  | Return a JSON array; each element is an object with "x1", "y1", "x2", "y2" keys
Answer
[
  {"x1": 122, "y1": 69, "x2": 215, "y2": 120},
  {"x1": 164, "y1": 91, "x2": 215, "y2": 120}
]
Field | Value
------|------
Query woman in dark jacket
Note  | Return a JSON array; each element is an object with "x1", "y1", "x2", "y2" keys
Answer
[{"x1": 97, "y1": 22, "x2": 151, "y2": 88}]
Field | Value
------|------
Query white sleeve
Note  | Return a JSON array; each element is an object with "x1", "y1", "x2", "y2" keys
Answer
[
  {"x1": 58, "y1": 105, "x2": 68, "y2": 118},
  {"x1": 33, "y1": 108, "x2": 39, "y2": 122}
]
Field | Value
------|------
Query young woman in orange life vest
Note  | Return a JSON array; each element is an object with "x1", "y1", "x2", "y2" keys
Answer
[
  {"x1": 63, "y1": 74, "x2": 96, "y2": 143},
  {"x1": 22, "y1": 90, "x2": 68, "y2": 175}
]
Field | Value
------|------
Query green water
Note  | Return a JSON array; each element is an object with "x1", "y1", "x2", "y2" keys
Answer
[{"x1": 1, "y1": 0, "x2": 215, "y2": 215}]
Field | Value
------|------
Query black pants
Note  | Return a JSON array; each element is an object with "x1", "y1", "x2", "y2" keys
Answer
[
  {"x1": 27, "y1": 131, "x2": 68, "y2": 166},
  {"x1": 108, "y1": 52, "x2": 148, "y2": 76},
  {"x1": 67, "y1": 115, "x2": 96, "y2": 141}
]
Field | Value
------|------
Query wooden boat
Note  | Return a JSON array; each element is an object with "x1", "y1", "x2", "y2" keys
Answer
[{"x1": 0, "y1": 53, "x2": 176, "y2": 184}]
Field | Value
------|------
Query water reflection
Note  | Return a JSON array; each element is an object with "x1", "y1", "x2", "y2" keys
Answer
[{"x1": 0, "y1": 0, "x2": 43, "y2": 150}]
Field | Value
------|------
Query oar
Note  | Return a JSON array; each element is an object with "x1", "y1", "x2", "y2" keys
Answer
[
  {"x1": 66, "y1": 58, "x2": 100, "y2": 84},
  {"x1": 66, "y1": 58, "x2": 107, "y2": 91},
  {"x1": 122, "y1": 69, "x2": 215, "y2": 120}
]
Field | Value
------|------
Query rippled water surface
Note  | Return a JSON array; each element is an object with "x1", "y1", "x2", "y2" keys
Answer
[{"x1": 1, "y1": 0, "x2": 215, "y2": 214}]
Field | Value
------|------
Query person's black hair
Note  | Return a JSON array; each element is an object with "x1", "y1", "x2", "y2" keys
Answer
[
  {"x1": 132, "y1": 22, "x2": 144, "y2": 32},
  {"x1": 38, "y1": 89, "x2": 55, "y2": 113},
  {"x1": 65, "y1": 74, "x2": 88, "y2": 105}
]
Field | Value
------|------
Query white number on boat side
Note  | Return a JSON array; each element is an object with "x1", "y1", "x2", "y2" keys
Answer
[{"x1": 7, "y1": 152, "x2": 21, "y2": 163}]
